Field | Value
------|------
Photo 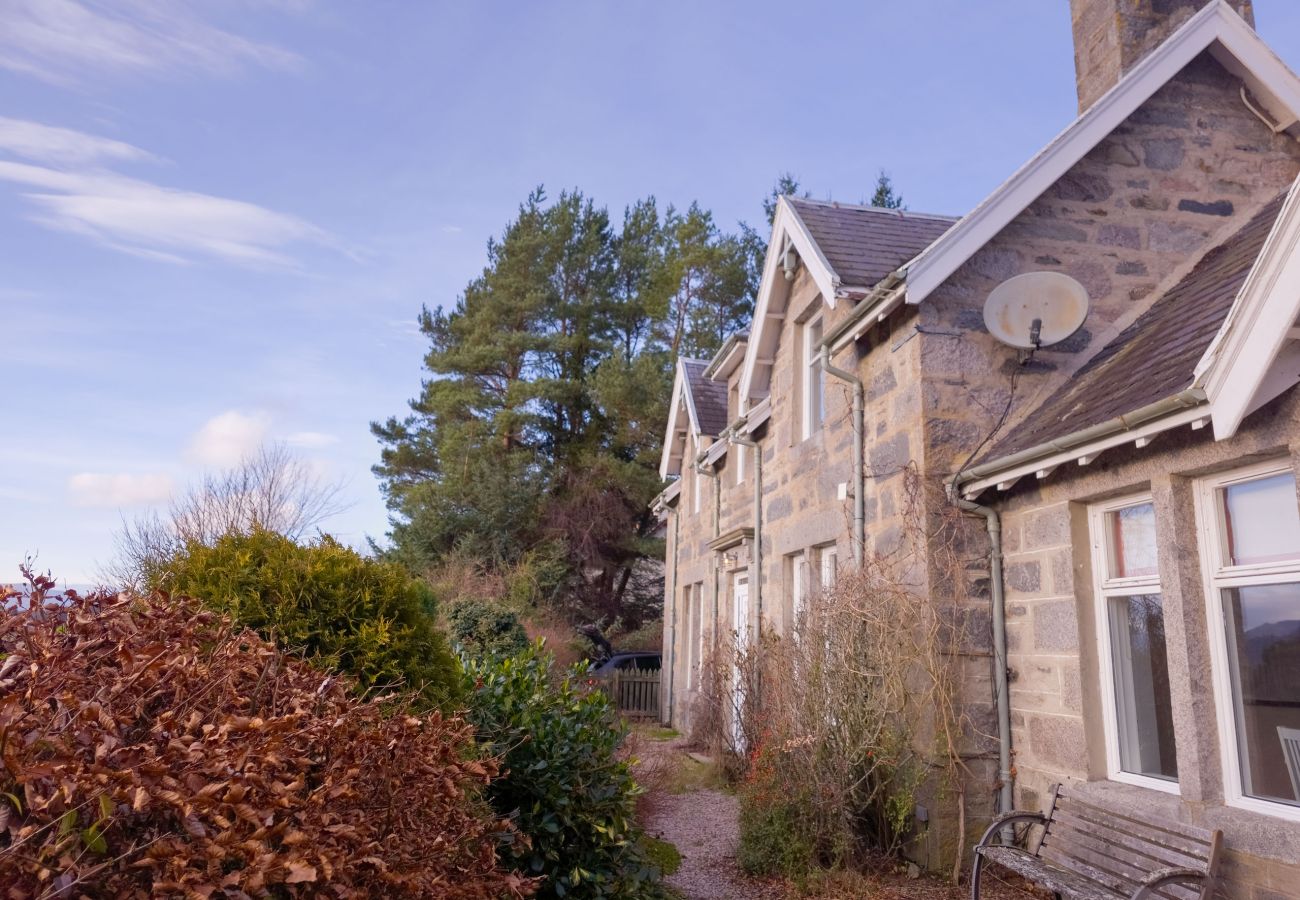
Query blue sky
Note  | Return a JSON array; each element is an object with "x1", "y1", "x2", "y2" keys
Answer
[{"x1": 5, "y1": 1, "x2": 1300, "y2": 584}]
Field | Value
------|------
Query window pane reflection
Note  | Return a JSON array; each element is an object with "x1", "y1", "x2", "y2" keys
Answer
[
  {"x1": 1108, "y1": 503, "x2": 1158, "y2": 579},
  {"x1": 1224, "y1": 583, "x2": 1300, "y2": 806},
  {"x1": 1221, "y1": 474, "x2": 1300, "y2": 566},
  {"x1": 1108, "y1": 593, "x2": 1178, "y2": 781}
]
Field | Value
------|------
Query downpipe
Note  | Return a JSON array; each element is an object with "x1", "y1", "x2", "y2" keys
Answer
[
  {"x1": 949, "y1": 488, "x2": 1014, "y2": 823},
  {"x1": 695, "y1": 452, "x2": 722, "y2": 690},
  {"x1": 666, "y1": 501, "x2": 679, "y2": 726},
  {"x1": 820, "y1": 345, "x2": 865, "y2": 566}
]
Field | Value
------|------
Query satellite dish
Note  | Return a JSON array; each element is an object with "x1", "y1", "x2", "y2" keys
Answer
[{"x1": 984, "y1": 271, "x2": 1090, "y2": 350}]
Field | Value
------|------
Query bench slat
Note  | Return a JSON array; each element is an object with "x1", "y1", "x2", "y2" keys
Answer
[
  {"x1": 975, "y1": 785, "x2": 1221, "y2": 900},
  {"x1": 1047, "y1": 816, "x2": 1208, "y2": 871},
  {"x1": 1042, "y1": 828, "x2": 1149, "y2": 885},
  {"x1": 1054, "y1": 796, "x2": 1213, "y2": 859},
  {"x1": 1042, "y1": 823, "x2": 1202, "y2": 900},
  {"x1": 978, "y1": 846, "x2": 1120, "y2": 900},
  {"x1": 1040, "y1": 842, "x2": 1142, "y2": 896},
  {"x1": 1055, "y1": 789, "x2": 1215, "y2": 846}
]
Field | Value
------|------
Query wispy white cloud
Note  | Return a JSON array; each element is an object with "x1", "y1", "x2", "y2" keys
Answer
[
  {"x1": 0, "y1": 0, "x2": 303, "y2": 86},
  {"x1": 0, "y1": 116, "x2": 155, "y2": 167},
  {"x1": 187, "y1": 410, "x2": 271, "y2": 467},
  {"x1": 0, "y1": 156, "x2": 332, "y2": 267},
  {"x1": 284, "y1": 430, "x2": 339, "y2": 449},
  {"x1": 67, "y1": 472, "x2": 173, "y2": 508}
]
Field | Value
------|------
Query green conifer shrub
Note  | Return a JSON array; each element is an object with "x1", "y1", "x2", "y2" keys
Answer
[
  {"x1": 448, "y1": 598, "x2": 530, "y2": 659},
  {"x1": 164, "y1": 529, "x2": 461, "y2": 707}
]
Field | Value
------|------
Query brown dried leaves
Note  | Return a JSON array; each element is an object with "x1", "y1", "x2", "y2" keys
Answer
[{"x1": 0, "y1": 587, "x2": 535, "y2": 898}]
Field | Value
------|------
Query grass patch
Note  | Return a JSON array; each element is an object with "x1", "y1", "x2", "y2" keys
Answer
[
  {"x1": 663, "y1": 754, "x2": 730, "y2": 795},
  {"x1": 637, "y1": 725, "x2": 680, "y2": 742},
  {"x1": 640, "y1": 835, "x2": 682, "y2": 877}
]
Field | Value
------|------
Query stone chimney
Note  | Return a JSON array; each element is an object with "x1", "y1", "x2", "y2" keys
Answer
[{"x1": 1070, "y1": 0, "x2": 1256, "y2": 112}]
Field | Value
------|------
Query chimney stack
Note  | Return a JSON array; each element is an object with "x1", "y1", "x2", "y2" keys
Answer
[{"x1": 1070, "y1": 0, "x2": 1256, "y2": 112}]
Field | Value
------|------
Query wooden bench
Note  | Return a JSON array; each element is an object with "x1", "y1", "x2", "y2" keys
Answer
[{"x1": 971, "y1": 784, "x2": 1222, "y2": 900}]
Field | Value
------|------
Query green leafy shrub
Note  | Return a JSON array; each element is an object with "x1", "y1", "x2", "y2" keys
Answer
[
  {"x1": 449, "y1": 598, "x2": 530, "y2": 659},
  {"x1": 462, "y1": 644, "x2": 668, "y2": 898},
  {"x1": 737, "y1": 772, "x2": 816, "y2": 880},
  {"x1": 163, "y1": 529, "x2": 461, "y2": 707}
]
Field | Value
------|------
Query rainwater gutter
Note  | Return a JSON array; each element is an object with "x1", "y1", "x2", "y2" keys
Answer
[
  {"x1": 959, "y1": 389, "x2": 1207, "y2": 494},
  {"x1": 822, "y1": 271, "x2": 906, "y2": 354},
  {"x1": 819, "y1": 345, "x2": 865, "y2": 566}
]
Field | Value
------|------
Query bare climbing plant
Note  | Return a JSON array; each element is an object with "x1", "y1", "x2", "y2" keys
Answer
[{"x1": 692, "y1": 467, "x2": 985, "y2": 883}]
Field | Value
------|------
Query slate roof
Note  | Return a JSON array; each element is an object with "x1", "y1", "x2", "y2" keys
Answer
[
  {"x1": 982, "y1": 190, "x2": 1288, "y2": 462},
  {"x1": 787, "y1": 198, "x2": 958, "y2": 289},
  {"x1": 683, "y1": 359, "x2": 729, "y2": 435}
]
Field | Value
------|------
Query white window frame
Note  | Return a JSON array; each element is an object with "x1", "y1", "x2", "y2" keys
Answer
[
  {"x1": 695, "y1": 582, "x2": 705, "y2": 684},
  {"x1": 735, "y1": 441, "x2": 746, "y2": 486},
  {"x1": 790, "y1": 551, "x2": 809, "y2": 630},
  {"x1": 818, "y1": 544, "x2": 838, "y2": 591},
  {"x1": 1194, "y1": 458, "x2": 1300, "y2": 823},
  {"x1": 692, "y1": 467, "x2": 702, "y2": 516},
  {"x1": 801, "y1": 315, "x2": 824, "y2": 440},
  {"x1": 1088, "y1": 492, "x2": 1180, "y2": 795},
  {"x1": 685, "y1": 582, "x2": 703, "y2": 690}
]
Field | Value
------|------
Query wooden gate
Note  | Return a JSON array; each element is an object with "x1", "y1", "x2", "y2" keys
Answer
[{"x1": 608, "y1": 668, "x2": 660, "y2": 721}]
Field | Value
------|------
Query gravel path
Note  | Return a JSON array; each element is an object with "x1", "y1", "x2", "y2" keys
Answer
[
  {"x1": 633, "y1": 731, "x2": 1038, "y2": 900},
  {"x1": 644, "y1": 785, "x2": 755, "y2": 899},
  {"x1": 635, "y1": 735, "x2": 781, "y2": 900}
]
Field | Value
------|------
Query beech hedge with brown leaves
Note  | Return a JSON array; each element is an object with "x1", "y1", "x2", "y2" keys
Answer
[{"x1": 0, "y1": 572, "x2": 536, "y2": 898}]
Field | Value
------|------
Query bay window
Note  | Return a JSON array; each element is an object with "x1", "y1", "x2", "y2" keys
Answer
[{"x1": 1195, "y1": 461, "x2": 1300, "y2": 819}]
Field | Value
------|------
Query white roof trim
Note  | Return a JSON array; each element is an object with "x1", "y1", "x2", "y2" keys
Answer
[
  {"x1": 706, "y1": 339, "x2": 748, "y2": 382},
  {"x1": 960, "y1": 404, "x2": 1208, "y2": 500},
  {"x1": 1195, "y1": 175, "x2": 1300, "y2": 438},
  {"x1": 904, "y1": 1, "x2": 1300, "y2": 306},
  {"x1": 658, "y1": 358, "x2": 707, "y2": 479},
  {"x1": 738, "y1": 197, "x2": 839, "y2": 402}
]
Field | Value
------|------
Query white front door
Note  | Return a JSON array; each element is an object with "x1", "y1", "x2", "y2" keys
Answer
[{"x1": 731, "y1": 571, "x2": 750, "y2": 748}]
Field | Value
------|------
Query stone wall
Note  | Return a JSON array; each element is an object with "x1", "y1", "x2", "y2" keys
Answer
[
  {"x1": 992, "y1": 387, "x2": 1300, "y2": 898},
  {"x1": 905, "y1": 48, "x2": 1300, "y2": 891},
  {"x1": 919, "y1": 52, "x2": 1300, "y2": 483},
  {"x1": 661, "y1": 36, "x2": 1300, "y2": 889},
  {"x1": 1070, "y1": 0, "x2": 1255, "y2": 112}
]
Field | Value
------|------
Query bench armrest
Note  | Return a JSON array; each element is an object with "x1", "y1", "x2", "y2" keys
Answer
[
  {"x1": 1129, "y1": 866, "x2": 1209, "y2": 900},
  {"x1": 975, "y1": 811, "x2": 1047, "y2": 851}
]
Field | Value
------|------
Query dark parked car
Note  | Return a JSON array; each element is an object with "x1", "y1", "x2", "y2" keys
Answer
[{"x1": 590, "y1": 651, "x2": 661, "y2": 677}]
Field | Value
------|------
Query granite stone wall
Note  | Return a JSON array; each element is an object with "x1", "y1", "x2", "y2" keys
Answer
[{"x1": 660, "y1": 42, "x2": 1300, "y2": 889}]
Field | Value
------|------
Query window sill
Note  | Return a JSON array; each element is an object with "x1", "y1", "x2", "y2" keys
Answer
[{"x1": 1107, "y1": 770, "x2": 1180, "y2": 796}]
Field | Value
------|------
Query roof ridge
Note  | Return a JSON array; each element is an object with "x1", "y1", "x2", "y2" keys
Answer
[{"x1": 787, "y1": 195, "x2": 959, "y2": 222}]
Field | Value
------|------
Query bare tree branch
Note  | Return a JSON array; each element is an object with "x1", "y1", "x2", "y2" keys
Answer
[{"x1": 105, "y1": 443, "x2": 349, "y2": 591}]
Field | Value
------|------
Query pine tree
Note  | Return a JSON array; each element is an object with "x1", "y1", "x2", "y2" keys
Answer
[
  {"x1": 871, "y1": 170, "x2": 905, "y2": 209},
  {"x1": 374, "y1": 186, "x2": 752, "y2": 627}
]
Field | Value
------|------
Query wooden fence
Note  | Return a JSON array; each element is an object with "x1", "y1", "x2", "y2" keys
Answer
[{"x1": 606, "y1": 668, "x2": 660, "y2": 721}]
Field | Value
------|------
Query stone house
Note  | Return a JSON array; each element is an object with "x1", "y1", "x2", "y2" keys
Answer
[{"x1": 654, "y1": 1, "x2": 1300, "y2": 893}]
